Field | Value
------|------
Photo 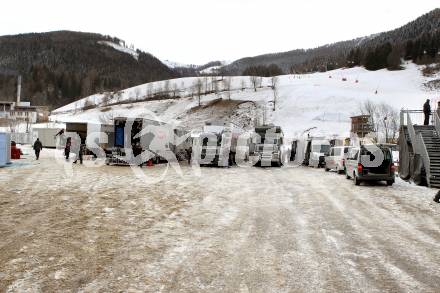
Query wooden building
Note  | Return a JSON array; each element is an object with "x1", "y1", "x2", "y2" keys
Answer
[{"x1": 351, "y1": 115, "x2": 373, "y2": 138}]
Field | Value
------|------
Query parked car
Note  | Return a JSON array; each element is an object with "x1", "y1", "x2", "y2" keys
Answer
[
  {"x1": 324, "y1": 146, "x2": 350, "y2": 173},
  {"x1": 345, "y1": 145, "x2": 396, "y2": 186}
]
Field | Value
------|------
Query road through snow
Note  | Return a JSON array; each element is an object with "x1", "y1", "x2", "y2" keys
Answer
[{"x1": 1, "y1": 150, "x2": 440, "y2": 292}]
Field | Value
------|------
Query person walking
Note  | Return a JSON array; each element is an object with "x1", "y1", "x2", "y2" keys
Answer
[
  {"x1": 73, "y1": 143, "x2": 86, "y2": 164},
  {"x1": 65, "y1": 137, "x2": 72, "y2": 161},
  {"x1": 423, "y1": 99, "x2": 431, "y2": 126},
  {"x1": 33, "y1": 138, "x2": 43, "y2": 160}
]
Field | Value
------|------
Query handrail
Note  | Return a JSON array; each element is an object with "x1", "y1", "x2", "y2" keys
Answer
[
  {"x1": 404, "y1": 110, "x2": 434, "y2": 187},
  {"x1": 417, "y1": 132, "x2": 431, "y2": 187},
  {"x1": 400, "y1": 109, "x2": 435, "y2": 126},
  {"x1": 434, "y1": 112, "x2": 440, "y2": 136},
  {"x1": 406, "y1": 113, "x2": 419, "y2": 154}
]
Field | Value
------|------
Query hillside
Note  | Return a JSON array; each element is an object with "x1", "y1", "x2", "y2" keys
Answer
[
  {"x1": 0, "y1": 31, "x2": 177, "y2": 108},
  {"x1": 223, "y1": 9, "x2": 440, "y2": 75},
  {"x1": 50, "y1": 62, "x2": 439, "y2": 138}
]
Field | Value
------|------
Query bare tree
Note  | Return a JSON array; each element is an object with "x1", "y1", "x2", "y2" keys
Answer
[
  {"x1": 360, "y1": 100, "x2": 399, "y2": 143},
  {"x1": 147, "y1": 83, "x2": 154, "y2": 98},
  {"x1": 210, "y1": 76, "x2": 217, "y2": 93},
  {"x1": 8, "y1": 118, "x2": 17, "y2": 133},
  {"x1": 163, "y1": 80, "x2": 170, "y2": 95},
  {"x1": 240, "y1": 79, "x2": 246, "y2": 91},
  {"x1": 102, "y1": 92, "x2": 112, "y2": 105},
  {"x1": 156, "y1": 83, "x2": 163, "y2": 97},
  {"x1": 219, "y1": 68, "x2": 226, "y2": 81},
  {"x1": 171, "y1": 82, "x2": 179, "y2": 97},
  {"x1": 203, "y1": 76, "x2": 209, "y2": 94},
  {"x1": 378, "y1": 103, "x2": 399, "y2": 143},
  {"x1": 250, "y1": 76, "x2": 259, "y2": 92},
  {"x1": 113, "y1": 91, "x2": 123, "y2": 104},
  {"x1": 194, "y1": 78, "x2": 203, "y2": 106},
  {"x1": 360, "y1": 100, "x2": 378, "y2": 132},
  {"x1": 134, "y1": 88, "x2": 141, "y2": 100},
  {"x1": 224, "y1": 77, "x2": 232, "y2": 100},
  {"x1": 271, "y1": 76, "x2": 279, "y2": 111}
]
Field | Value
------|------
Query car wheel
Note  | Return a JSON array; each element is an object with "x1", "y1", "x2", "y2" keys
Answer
[
  {"x1": 387, "y1": 180, "x2": 394, "y2": 186},
  {"x1": 354, "y1": 175, "x2": 361, "y2": 186}
]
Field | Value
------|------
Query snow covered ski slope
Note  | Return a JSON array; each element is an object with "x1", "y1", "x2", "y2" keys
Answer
[{"x1": 51, "y1": 63, "x2": 439, "y2": 137}]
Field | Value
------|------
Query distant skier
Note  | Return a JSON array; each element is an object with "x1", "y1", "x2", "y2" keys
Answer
[
  {"x1": 33, "y1": 138, "x2": 43, "y2": 160},
  {"x1": 423, "y1": 99, "x2": 431, "y2": 126}
]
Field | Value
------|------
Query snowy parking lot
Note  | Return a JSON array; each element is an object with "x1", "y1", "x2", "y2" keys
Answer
[{"x1": 1, "y1": 149, "x2": 440, "y2": 292}]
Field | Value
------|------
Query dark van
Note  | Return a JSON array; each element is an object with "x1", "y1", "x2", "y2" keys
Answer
[{"x1": 345, "y1": 144, "x2": 396, "y2": 186}]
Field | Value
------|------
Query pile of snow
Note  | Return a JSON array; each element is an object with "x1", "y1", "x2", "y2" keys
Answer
[{"x1": 50, "y1": 63, "x2": 437, "y2": 138}]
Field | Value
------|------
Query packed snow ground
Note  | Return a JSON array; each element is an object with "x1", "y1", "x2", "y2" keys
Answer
[
  {"x1": 51, "y1": 63, "x2": 439, "y2": 137},
  {"x1": 1, "y1": 149, "x2": 440, "y2": 292}
]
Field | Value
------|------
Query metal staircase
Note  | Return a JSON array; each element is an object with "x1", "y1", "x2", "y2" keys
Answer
[{"x1": 413, "y1": 125, "x2": 440, "y2": 188}]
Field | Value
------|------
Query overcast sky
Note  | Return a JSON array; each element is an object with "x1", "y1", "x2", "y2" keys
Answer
[{"x1": 1, "y1": 0, "x2": 438, "y2": 65}]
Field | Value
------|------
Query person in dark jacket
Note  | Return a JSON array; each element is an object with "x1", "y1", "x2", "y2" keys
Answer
[
  {"x1": 73, "y1": 144, "x2": 86, "y2": 164},
  {"x1": 33, "y1": 138, "x2": 43, "y2": 160},
  {"x1": 65, "y1": 137, "x2": 72, "y2": 161},
  {"x1": 423, "y1": 99, "x2": 431, "y2": 126}
]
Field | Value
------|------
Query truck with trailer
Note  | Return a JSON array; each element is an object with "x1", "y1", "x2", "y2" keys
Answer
[
  {"x1": 251, "y1": 125, "x2": 284, "y2": 167},
  {"x1": 193, "y1": 122, "x2": 245, "y2": 167}
]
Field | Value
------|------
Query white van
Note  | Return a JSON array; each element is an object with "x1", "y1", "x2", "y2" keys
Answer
[
  {"x1": 325, "y1": 146, "x2": 351, "y2": 173},
  {"x1": 307, "y1": 140, "x2": 330, "y2": 168}
]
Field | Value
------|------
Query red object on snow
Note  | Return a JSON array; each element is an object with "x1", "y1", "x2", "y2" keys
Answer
[{"x1": 11, "y1": 146, "x2": 21, "y2": 159}]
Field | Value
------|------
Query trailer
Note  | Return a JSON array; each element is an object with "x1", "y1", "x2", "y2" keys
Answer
[
  {"x1": 106, "y1": 117, "x2": 187, "y2": 166},
  {"x1": 251, "y1": 125, "x2": 284, "y2": 167},
  {"x1": 32, "y1": 123, "x2": 65, "y2": 148}
]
